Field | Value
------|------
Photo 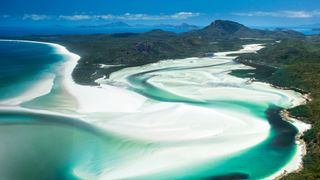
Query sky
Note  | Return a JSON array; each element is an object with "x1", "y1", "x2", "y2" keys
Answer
[{"x1": 1, "y1": 0, "x2": 320, "y2": 27}]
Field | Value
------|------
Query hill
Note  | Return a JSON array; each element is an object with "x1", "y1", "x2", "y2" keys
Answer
[{"x1": 188, "y1": 20, "x2": 304, "y2": 39}]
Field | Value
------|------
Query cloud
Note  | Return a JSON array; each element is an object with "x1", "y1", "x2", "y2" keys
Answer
[
  {"x1": 170, "y1": 12, "x2": 201, "y2": 19},
  {"x1": 11, "y1": 12, "x2": 200, "y2": 21},
  {"x1": 59, "y1": 12, "x2": 201, "y2": 21},
  {"x1": 22, "y1": 14, "x2": 51, "y2": 21},
  {"x1": 59, "y1": 15, "x2": 92, "y2": 20},
  {"x1": 233, "y1": 10, "x2": 320, "y2": 18},
  {"x1": 0, "y1": 15, "x2": 10, "y2": 18}
]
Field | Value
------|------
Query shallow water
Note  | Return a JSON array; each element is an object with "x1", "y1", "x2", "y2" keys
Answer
[{"x1": 0, "y1": 40, "x2": 304, "y2": 179}]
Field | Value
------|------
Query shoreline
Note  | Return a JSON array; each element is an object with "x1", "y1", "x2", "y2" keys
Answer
[
  {"x1": 59, "y1": 47, "x2": 147, "y2": 113},
  {"x1": 273, "y1": 108, "x2": 311, "y2": 179},
  {"x1": 265, "y1": 108, "x2": 311, "y2": 180},
  {"x1": 0, "y1": 39, "x2": 147, "y2": 114}
]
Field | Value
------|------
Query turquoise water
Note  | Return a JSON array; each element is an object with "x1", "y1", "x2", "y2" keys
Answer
[
  {"x1": 0, "y1": 110, "x2": 154, "y2": 180},
  {"x1": 0, "y1": 40, "x2": 299, "y2": 179},
  {"x1": 125, "y1": 66, "x2": 297, "y2": 179}
]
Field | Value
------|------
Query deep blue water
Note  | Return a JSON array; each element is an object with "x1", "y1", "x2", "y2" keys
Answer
[{"x1": 0, "y1": 41, "x2": 64, "y2": 99}]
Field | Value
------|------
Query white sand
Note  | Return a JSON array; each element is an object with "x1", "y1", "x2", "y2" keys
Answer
[
  {"x1": 0, "y1": 73, "x2": 55, "y2": 106},
  {"x1": 0, "y1": 105, "x2": 82, "y2": 120},
  {"x1": 99, "y1": 64, "x2": 123, "y2": 68},
  {"x1": 59, "y1": 48, "x2": 147, "y2": 113},
  {"x1": 94, "y1": 102, "x2": 270, "y2": 179}
]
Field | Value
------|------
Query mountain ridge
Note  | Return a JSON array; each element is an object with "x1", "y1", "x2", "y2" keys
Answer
[{"x1": 186, "y1": 20, "x2": 304, "y2": 39}]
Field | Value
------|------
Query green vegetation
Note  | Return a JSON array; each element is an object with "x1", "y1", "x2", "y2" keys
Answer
[
  {"x1": 236, "y1": 36, "x2": 320, "y2": 179},
  {"x1": 230, "y1": 62, "x2": 277, "y2": 80},
  {"x1": 289, "y1": 105, "x2": 312, "y2": 119}
]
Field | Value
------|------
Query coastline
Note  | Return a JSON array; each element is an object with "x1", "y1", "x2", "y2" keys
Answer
[
  {"x1": 265, "y1": 108, "x2": 311, "y2": 180},
  {"x1": 59, "y1": 46, "x2": 147, "y2": 113},
  {"x1": 0, "y1": 39, "x2": 311, "y2": 179},
  {"x1": 0, "y1": 39, "x2": 147, "y2": 114},
  {"x1": 275, "y1": 109, "x2": 311, "y2": 179}
]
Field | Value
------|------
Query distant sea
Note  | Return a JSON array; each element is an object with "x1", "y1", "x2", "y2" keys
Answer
[
  {"x1": 0, "y1": 26, "x2": 193, "y2": 37},
  {"x1": 0, "y1": 25, "x2": 319, "y2": 37},
  {"x1": 253, "y1": 26, "x2": 320, "y2": 35}
]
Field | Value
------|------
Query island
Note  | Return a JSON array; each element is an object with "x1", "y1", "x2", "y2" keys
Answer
[{"x1": 2, "y1": 20, "x2": 319, "y2": 179}]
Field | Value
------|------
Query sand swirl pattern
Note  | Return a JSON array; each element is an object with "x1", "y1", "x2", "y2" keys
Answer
[{"x1": 0, "y1": 40, "x2": 310, "y2": 179}]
